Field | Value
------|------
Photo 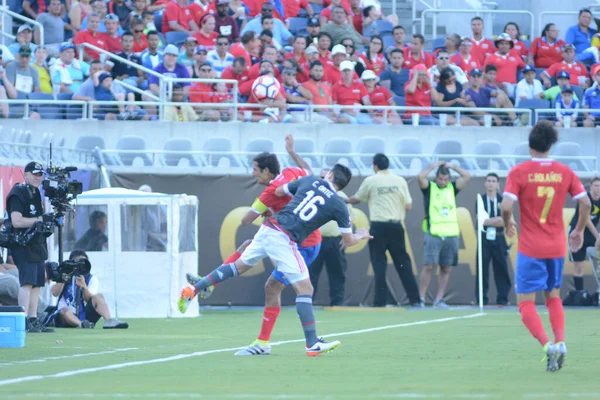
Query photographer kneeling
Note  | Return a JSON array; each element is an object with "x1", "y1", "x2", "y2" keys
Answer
[{"x1": 51, "y1": 250, "x2": 128, "y2": 329}]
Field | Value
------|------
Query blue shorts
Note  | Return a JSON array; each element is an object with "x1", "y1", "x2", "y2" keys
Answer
[
  {"x1": 271, "y1": 242, "x2": 321, "y2": 286},
  {"x1": 515, "y1": 252, "x2": 564, "y2": 294}
]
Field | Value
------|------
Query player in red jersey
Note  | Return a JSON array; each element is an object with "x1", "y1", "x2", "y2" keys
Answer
[{"x1": 502, "y1": 121, "x2": 591, "y2": 372}]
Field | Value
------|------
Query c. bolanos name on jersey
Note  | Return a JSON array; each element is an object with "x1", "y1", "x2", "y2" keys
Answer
[
  {"x1": 313, "y1": 181, "x2": 335, "y2": 198},
  {"x1": 527, "y1": 172, "x2": 563, "y2": 183}
]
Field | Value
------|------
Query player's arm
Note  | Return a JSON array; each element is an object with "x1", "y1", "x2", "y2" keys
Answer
[
  {"x1": 275, "y1": 178, "x2": 302, "y2": 197},
  {"x1": 341, "y1": 228, "x2": 372, "y2": 247},
  {"x1": 446, "y1": 163, "x2": 471, "y2": 190},
  {"x1": 285, "y1": 134, "x2": 312, "y2": 175},
  {"x1": 500, "y1": 196, "x2": 516, "y2": 236},
  {"x1": 241, "y1": 197, "x2": 269, "y2": 226},
  {"x1": 418, "y1": 160, "x2": 445, "y2": 189}
]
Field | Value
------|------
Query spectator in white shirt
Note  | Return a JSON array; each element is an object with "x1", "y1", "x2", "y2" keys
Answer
[
  {"x1": 207, "y1": 35, "x2": 234, "y2": 77},
  {"x1": 515, "y1": 64, "x2": 544, "y2": 106},
  {"x1": 428, "y1": 50, "x2": 468, "y2": 85}
]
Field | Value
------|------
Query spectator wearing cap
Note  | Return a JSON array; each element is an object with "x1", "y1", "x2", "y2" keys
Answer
[
  {"x1": 241, "y1": 3, "x2": 292, "y2": 45},
  {"x1": 194, "y1": 14, "x2": 219, "y2": 49},
  {"x1": 82, "y1": 0, "x2": 126, "y2": 34},
  {"x1": 379, "y1": 48, "x2": 408, "y2": 96},
  {"x1": 503, "y1": 22, "x2": 527, "y2": 61},
  {"x1": 283, "y1": 0, "x2": 313, "y2": 18},
  {"x1": 332, "y1": 60, "x2": 372, "y2": 124},
  {"x1": 428, "y1": 49, "x2": 467, "y2": 86},
  {"x1": 324, "y1": 44, "x2": 350, "y2": 84},
  {"x1": 148, "y1": 44, "x2": 191, "y2": 100},
  {"x1": 179, "y1": 36, "x2": 200, "y2": 69},
  {"x1": 466, "y1": 67, "x2": 519, "y2": 126},
  {"x1": 131, "y1": 19, "x2": 148, "y2": 53},
  {"x1": 100, "y1": 14, "x2": 124, "y2": 53},
  {"x1": 565, "y1": 8, "x2": 596, "y2": 54},
  {"x1": 554, "y1": 86, "x2": 579, "y2": 127},
  {"x1": 515, "y1": 64, "x2": 544, "y2": 107},
  {"x1": 92, "y1": 71, "x2": 120, "y2": 120},
  {"x1": 74, "y1": 13, "x2": 109, "y2": 62},
  {"x1": 214, "y1": 0, "x2": 240, "y2": 43},
  {"x1": 230, "y1": 31, "x2": 259, "y2": 67},
  {"x1": 360, "y1": 36, "x2": 387, "y2": 76},
  {"x1": 140, "y1": 31, "x2": 164, "y2": 69},
  {"x1": 109, "y1": 32, "x2": 146, "y2": 92},
  {"x1": 34, "y1": 0, "x2": 65, "y2": 56},
  {"x1": 404, "y1": 64, "x2": 437, "y2": 125},
  {"x1": 73, "y1": 59, "x2": 126, "y2": 102},
  {"x1": 583, "y1": 66, "x2": 600, "y2": 127},
  {"x1": 362, "y1": 69, "x2": 402, "y2": 125},
  {"x1": 469, "y1": 16, "x2": 495, "y2": 65},
  {"x1": 281, "y1": 67, "x2": 313, "y2": 121},
  {"x1": 8, "y1": 26, "x2": 38, "y2": 58},
  {"x1": 543, "y1": 70, "x2": 579, "y2": 103},
  {"x1": 30, "y1": 47, "x2": 52, "y2": 94},
  {"x1": 285, "y1": 36, "x2": 308, "y2": 64},
  {"x1": 451, "y1": 37, "x2": 481, "y2": 76},
  {"x1": 306, "y1": 17, "x2": 320, "y2": 44},
  {"x1": 5, "y1": 46, "x2": 40, "y2": 96},
  {"x1": 302, "y1": 60, "x2": 335, "y2": 122},
  {"x1": 483, "y1": 33, "x2": 525, "y2": 98},
  {"x1": 403, "y1": 34, "x2": 434, "y2": 70},
  {"x1": 321, "y1": 6, "x2": 364, "y2": 48},
  {"x1": 161, "y1": 0, "x2": 199, "y2": 34},
  {"x1": 191, "y1": 46, "x2": 210, "y2": 77},
  {"x1": 207, "y1": 35, "x2": 234, "y2": 77},
  {"x1": 542, "y1": 44, "x2": 589, "y2": 89},
  {"x1": 50, "y1": 43, "x2": 90, "y2": 93},
  {"x1": 528, "y1": 23, "x2": 566, "y2": 69}
]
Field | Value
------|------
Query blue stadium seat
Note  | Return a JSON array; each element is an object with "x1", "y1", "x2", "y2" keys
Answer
[
  {"x1": 323, "y1": 138, "x2": 355, "y2": 168},
  {"x1": 433, "y1": 140, "x2": 472, "y2": 169},
  {"x1": 163, "y1": 138, "x2": 198, "y2": 167},
  {"x1": 116, "y1": 135, "x2": 153, "y2": 166},
  {"x1": 513, "y1": 141, "x2": 530, "y2": 164},
  {"x1": 432, "y1": 37, "x2": 445, "y2": 50},
  {"x1": 244, "y1": 138, "x2": 274, "y2": 166},
  {"x1": 394, "y1": 137, "x2": 427, "y2": 169},
  {"x1": 75, "y1": 135, "x2": 105, "y2": 151},
  {"x1": 202, "y1": 137, "x2": 240, "y2": 167},
  {"x1": 518, "y1": 98, "x2": 551, "y2": 124},
  {"x1": 553, "y1": 141, "x2": 590, "y2": 171},
  {"x1": 288, "y1": 18, "x2": 308, "y2": 35},
  {"x1": 375, "y1": 20, "x2": 394, "y2": 35},
  {"x1": 311, "y1": 4, "x2": 324, "y2": 14},
  {"x1": 393, "y1": 96, "x2": 405, "y2": 106},
  {"x1": 166, "y1": 31, "x2": 188, "y2": 45},
  {"x1": 571, "y1": 85, "x2": 584, "y2": 101},
  {"x1": 154, "y1": 11, "x2": 163, "y2": 34},
  {"x1": 355, "y1": 136, "x2": 386, "y2": 168},
  {"x1": 382, "y1": 33, "x2": 395, "y2": 49},
  {"x1": 474, "y1": 140, "x2": 511, "y2": 170},
  {"x1": 287, "y1": 137, "x2": 320, "y2": 169},
  {"x1": 520, "y1": 39, "x2": 531, "y2": 49}
]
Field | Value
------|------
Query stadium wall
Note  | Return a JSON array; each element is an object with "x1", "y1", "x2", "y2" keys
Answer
[{"x1": 111, "y1": 173, "x2": 595, "y2": 306}]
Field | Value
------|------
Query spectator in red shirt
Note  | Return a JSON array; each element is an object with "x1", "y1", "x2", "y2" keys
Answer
[
  {"x1": 403, "y1": 34, "x2": 434, "y2": 69},
  {"x1": 193, "y1": 14, "x2": 219, "y2": 49},
  {"x1": 131, "y1": 19, "x2": 148, "y2": 53},
  {"x1": 320, "y1": 0, "x2": 346, "y2": 26},
  {"x1": 214, "y1": 0, "x2": 240, "y2": 42},
  {"x1": 230, "y1": 31, "x2": 260, "y2": 66},
  {"x1": 504, "y1": 22, "x2": 528, "y2": 61},
  {"x1": 285, "y1": 36, "x2": 308, "y2": 64},
  {"x1": 283, "y1": 0, "x2": 314, "y2": 18},
  {"x1": 361, "y1": 69, "x2": 402, "y2": 125},
  {"x1": 282, "y1": 58, "x2": 308, "y2": 83},
  {"x1": 323, "y1": 44, "x2": 350, "y2": 84},
  {"x1": 541, "y1": 43, "x2": 590, "y2": 89},
  {"x1": 162, "y1": 0, "x2": 198, "y2": 34},
  {"x1": 359, "y1": 36, "x2": 387, "y2": 76},
  {"x1": 302, "y1": 60, "x2": 335, "y2": 122},
  {"x1": 241, "y1": 45, "x2": 280, "y2": 93},
  {"x1": 189, "y1": 62, "x2": 222, "y2": 121},
  {"x1": 243, "y1": 60, "x2": 287, "y2": 122},
  {"x1": 349, "y1": 0, "x2": 363, "y2": 34},
  {"x1": 403, "y1": 64, "x2": 437, "y2": 124},
  {"x1": 221, "y1": 56, "x2": 250, "y2": 93},
  {"x1": 332, "y1": 60, "x2": 373, "y2": 124},
  {"x1": 528, "y1": 23, "x2": 565, "y2": 68},
  {"x1": 74, "y1": 13, "x2": 108, "y2": 61},
  {"x1": 483, "y1": 33, "x2": 525, "y2": 97},
  {"x1": 451, "y1": 37, "x2": 481, "y2": 75},
  {"x1": 188, "y1": 0, "x2": 217, "y2": 25},
  {"x1": 101, "y1": 13, "x2": 123, "y2": 53},
  {"x1": 469, "y1": 16, "x2": 495, "y2": 65},
  {"x1": 317, "y1": 32, "x2": 333, "y2": 66}
]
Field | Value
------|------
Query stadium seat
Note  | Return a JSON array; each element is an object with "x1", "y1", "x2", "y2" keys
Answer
[
  {"x1": 513, "y1": 141, "x2": 530, "y2": 164},
  {"x1": 382, "y1": 33, "x2": 394, "y2": 49},
  {"x1": 115, "y1": 135, "x2": 153, "y2": 166},
  {"x1": 154, "y1": 11, "x2": 163, "y2": 34},
  {"x1": 288, "y1": 17, "x2": 308, "y2": 35},
  {"x1": 75, "y1": 135, "x2": 106, "y2": 151},
  {"x1": 433, "y1": 139, "x2": 472, "y2": 169},
  {"x1": 432, "y1": 37, "x2": 445, "y2": 50},
  {"x1": 29, "y1": 92, "x2": 63, "y2": 119},
  {"x1": 571, "y1": 85, "x2": 584, "y2": 101},
  {"x1": 355, "y1": 136, "x2": 385, "y2": 169},
  {"x1": 394, "y1": 137, "x2": 427, "y2": 169},
  {"x1": 518, "y1": 98, "x2": 550, "y2": 124},
  {"x1": 474, "y1": 140, "x2": 511, "y2": 170},
  {"x1": 244, "y1": 138, "x2": 274, "y2": 166},
  {"x1": 202, "y1": 137, "x2": 240, "y2": 167},
  {"x1": 287, "y1": 137, "x2": 320, "y2": 169},
  {"x1": 323, "y1": 138, "x2": 355, "y2": 168},
  {"x1": 553, "y1": 141, "x2": 591, "y2": 172},
  {"x1": 166, "y1": 31, "x2": 188, "y2": 45},
  {"x1": 375, "y1": 20, "x2": 394, "y2": 35},
  {"x1": 393, "y1": 96, "x2": 405, "y2": 106},
  {"x1": 163, "y1": 138, "x2": 198, "y2": 167},
  {"x1": 311, "y1": 4, "x2": 324, "y2": 14}
]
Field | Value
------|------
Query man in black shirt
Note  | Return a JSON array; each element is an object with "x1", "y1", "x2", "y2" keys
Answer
[
  {"x1": 110, "y1": 32, "x2": 144, "y2": 92},
  {"x1": 179, "y1": 164, "x2": 371, "y2": 356},
  {"x1": 569, "y1": 177, "x2": 600, "y2": 290},
  {"x1": 6, "y1": 161, "x2": 54, "y2": 332}
]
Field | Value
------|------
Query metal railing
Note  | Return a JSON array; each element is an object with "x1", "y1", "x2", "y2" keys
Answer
[
  {"x1": 420, "y1": 8, "x2": 535, "y2": 43},
  {"x1": 412, "y1": 0, "x2": 436, "y2": 34},
  {"x1": 0, "y1": 7, "x2": 44, "y2": 47},
  {"x1": 538, "y1": 11, "x2": 579, "y2": 37}
]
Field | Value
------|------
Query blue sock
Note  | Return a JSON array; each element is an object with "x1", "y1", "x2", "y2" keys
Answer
[
  {"x1": 296, "y1": 295, "x2": 319, "y2": 347},
  {"x1": 194, "y1": 263, "x2": 238, "y2": 292}
]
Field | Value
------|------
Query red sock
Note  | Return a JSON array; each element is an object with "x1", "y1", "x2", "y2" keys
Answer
[
  {"x1": 546, "y1": 297, "x2": 565, "y2": 343},
  {"x1": 518, "y1": 300, "x2": 550, "y2": 347},
  {"x1": 257, "y1": 306, "x2": 280, "y2": 342}
]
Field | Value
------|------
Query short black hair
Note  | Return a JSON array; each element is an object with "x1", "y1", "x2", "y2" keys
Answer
[
  {"x1": 389, "y1": 48, "x2": 404, "y2": 56},
  {"x1": 69, "y1": 249, "x2": 88, "y2": 260},
  {"x1": 591, "y1": 177, "x2": 600, "y2": 185},
  {"x1": 121, "y1": 31, "x2": 134, "y2": 40},
  {"x1": 331, "y1": 164, "x2": 352, "y2": 190},
  {"x1": 89, "y1": 210, "x2": 107, "y2": 228},
  {"x1": 579, "y1": 8, "x2": 592, "y2": 16},
  {"x1": 253, "y1": 152, "x2": 280, "y2": 176},
  {"x1": 309, "y1": 60, "x2": 323, "y2": 69},
  {"x1": 436, "y1": 165, "x2": 450, "y2": 177},
  {"x1": 146, "y1": 30, "x2": 159, "y2": 39},
  {"x1": 318, "y1": 32, "x2": 333, "y2": 42},
  {"x1": 471, "y1": 16, "x2": 483, "y2": 23},
  {"x1": 373, "y1": 153, "x2": 389, "y2": 170},
  {"x1": 486, "y1": 172, "x2": 499, "y2": 180},
  {"x1": 412, "y1": 33, "x2": 425, "y2": 44},
  {"x1": 484, "y1": 64, "x2": 497, "y2": 73},
  {"x1": 260, "y1": 29, "x2": 273, "y2": 38},
  {"x1": 233, "y1": 56, "x2": 246, "y2": 66},
  {"x1": 217, "y1": 34, "x2": 229, "y2": 42},
  {"x1": 528, "y1": 121, "x2": 558, "y2": 154},
  {"x1": 392, "y1": 25, "x2": 405, "y2": 35},
  {"x1": 293, "y1": 35, "x2": 307, "y2": 45}
]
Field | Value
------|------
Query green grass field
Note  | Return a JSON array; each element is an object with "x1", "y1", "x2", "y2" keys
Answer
[{"x1": 1, "y1": 307, "x2": 599, "y2": 399}]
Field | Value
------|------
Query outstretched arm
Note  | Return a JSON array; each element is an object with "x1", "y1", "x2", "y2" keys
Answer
[{"x1": 341, "y1": 227, "x2": 372, "y2": 248}]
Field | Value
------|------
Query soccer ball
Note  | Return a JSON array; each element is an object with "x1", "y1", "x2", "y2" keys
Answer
[{"x1": 251, "y1": 75, "x2": 280, "y2": 101}]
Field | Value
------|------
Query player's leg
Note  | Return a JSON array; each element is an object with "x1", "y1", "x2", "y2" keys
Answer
[
  {"x1": 419, "y1": 233, "x2": 442, "y2": 303},
  {"x1": 543, "y1": 257, "x2": 567, "y2": 370}
]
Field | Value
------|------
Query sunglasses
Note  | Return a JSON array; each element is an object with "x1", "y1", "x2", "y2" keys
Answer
[
  {"x1": 217, "y1": 42, "x2": 229, "y2": 46},
  {"x1": 200, "y1": 68, "x2": 212, "y2": 72},
  {"x1": 343, "y1": 44, "x2": 354, "y2": 48},
  {"x1": 437, "y1": 56, "x2": 449, "y2": 60},
  {"x1": 134, "y1": 29, "x2": 144, "y2": 33}
]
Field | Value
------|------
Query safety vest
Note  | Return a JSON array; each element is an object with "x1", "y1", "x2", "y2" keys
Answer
[{"x1": 428, "y1": 181, "x2": 459, "y2": 237}]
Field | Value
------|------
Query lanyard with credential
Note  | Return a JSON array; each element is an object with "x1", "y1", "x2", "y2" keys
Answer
[{"x1": 486, "y1": 194, "x2": 497, "y2": 240}]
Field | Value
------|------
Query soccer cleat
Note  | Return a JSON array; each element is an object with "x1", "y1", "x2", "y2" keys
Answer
[
  {"x1": 433, "y1": 298, "x2": 450, "y2": 309},
  {"x1": 306, "y1": 338, "x2": 341, "y2": 357},
  {"x1": 234, "y1": 340, "x2": 272, "y2": 356},
  {"x1": 556, "y1": 342, "x2": 567, "y2": 370},
  {"x1": 185, "y1": 273, "x2": 214, "y2": 299},
  {"x1": 543, "y1": 342, "x2": 560, "y2": 372},
  {"x1": 178, "y1": 286, "x2": 197, "y2": 314}
]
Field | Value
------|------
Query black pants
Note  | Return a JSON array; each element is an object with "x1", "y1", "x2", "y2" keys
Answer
[
  {"x1": 475, "y1": 236, "x2": 512, "y2": 305},
  {"x1": 309, "y1": 236, "x2": 348, "y2": 306},
  {"x1": 369, "y1": 221, "x2": 420, "y2": 306}
]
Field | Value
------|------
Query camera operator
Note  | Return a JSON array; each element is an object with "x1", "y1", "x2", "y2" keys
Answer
[
  {"x1": 51, "y1": 250, "x2": 129, "y2": 329},
  {"x1": 6, "y1": 161, "x2": 54, "y2": 332}
]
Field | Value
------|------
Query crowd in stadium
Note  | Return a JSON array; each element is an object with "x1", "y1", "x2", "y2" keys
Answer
[{"x1": 3, "y1": 1, "x2": 600, "y2": 125}]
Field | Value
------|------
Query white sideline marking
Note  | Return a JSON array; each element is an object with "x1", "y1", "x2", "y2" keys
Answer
[
  {"x1": 0, "y1": 348, "x2": 139, "y2": 367},
  {"x1": 0, "y1": 313, "x2": 483, "y2": 388}
]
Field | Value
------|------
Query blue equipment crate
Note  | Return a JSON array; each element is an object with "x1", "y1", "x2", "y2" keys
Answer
[{"x1": 0, "y1": 306, "x2": 26, "y2": 348}]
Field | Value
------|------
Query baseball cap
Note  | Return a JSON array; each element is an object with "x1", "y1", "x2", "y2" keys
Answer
[
  {"x1": 163, "y1": 44, "x2": 179, "y2": 56},
  {"x1": 522, "y1": 64, "x2": 535, "y2": 73},
  {"x1": 557, "y1": 70, "x2": 571, "y2": 79},
  {"x1": 17, "y1": 25, "x2": 32, "y2": 34},
  {"x1": 195, "y1": 45, "x2": 208, "y2": 54},
  {"x1": 339, "y1": 60, "x2": 354, "y2": 71},
  {"x1": 283, "y1": 67, "x2": 297, "y2": 75},
  {"x1": 24, "y1": 161, "x2": 43, "y2": 175},
  {"x1": 305, "y1": 46, "x2": 319, "y2": 55},
  {"x1": 561, "y1": 85, "x2": 574, "y2": 94},
  {"x1": 98, "y1": 72, "x2": 112, "y2": 83},
  {"x1": 562, "y1": 43, "x2": 575, "y2": 51},
  {"x1": 360, "y1": 70, "x2": 377, "y2": 81},
  {"x1": 105, "y1": 13, "x2": 119, "y2": 20},
  {"x1": 331, "y1": 44, "x2": 347, "y2": 56},
  {"x1": 217, "y1": 0, "x2": 229, "y2": 3},
  {"x1": 185, "y1": 36, "x2": 198, "y2": 43},
  {"x1": 18, "y1": 45, "x2": 32, "y2": 56},
  {"x1": 469, "y1": 68, "x2": 482, "y2": 77},
  {"x1": 59, "y1": 42, "x2": 76, "y2": 52},
  {"x1": 308, "y1": 17, "x2": 319, "y2": 26},
  {"x1": 494, "y1": 33, "x2": 514, "y2": 48}
]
